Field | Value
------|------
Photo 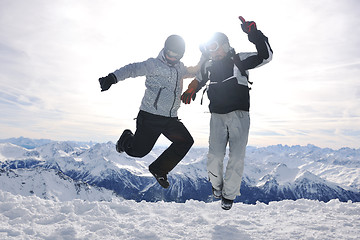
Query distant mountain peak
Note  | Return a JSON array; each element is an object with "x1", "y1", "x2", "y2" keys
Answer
[{"x1": 0, "y1": 138, "x2": 359, "y2": 204}]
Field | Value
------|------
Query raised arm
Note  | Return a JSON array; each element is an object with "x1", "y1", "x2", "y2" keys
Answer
[{"x1": 238, "y1": 16, "x2": 273, "y2": 70}]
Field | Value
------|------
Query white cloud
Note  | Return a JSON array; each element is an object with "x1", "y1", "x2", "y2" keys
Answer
[{"x1": 0, "y1": 0, "x2": 359, "y2": 148}]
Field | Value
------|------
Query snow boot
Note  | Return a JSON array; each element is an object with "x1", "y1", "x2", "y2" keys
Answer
[
  {"x1": 221, "y1": 196, "x2": 233, "y2": 210},
  {"x1": 212, "y1": 187, "x2": 222, "y2": 199},
  {"x1": 149, "y1": 167, "x2": 170, "y2": 189},
  {"x1": 116, "y1": 129, "x2": 133, "y2": 153}
]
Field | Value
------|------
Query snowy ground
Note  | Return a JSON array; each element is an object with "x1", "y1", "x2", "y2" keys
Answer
[{"x1": 0, "y1": 190, "x2": 359, "y2": 240}]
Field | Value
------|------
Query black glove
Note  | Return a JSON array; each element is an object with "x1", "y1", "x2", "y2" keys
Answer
[
  {"x1": 239, "y1": 16, "x2": 257, "y2": 34},
  {"x1": 99, "y1": 73, "x2": 117, "y2": 92}
]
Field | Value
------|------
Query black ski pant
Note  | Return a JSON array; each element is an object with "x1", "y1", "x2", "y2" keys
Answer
[{"x1": 125, "y1": 110, "x2": 194, "y2": 176}]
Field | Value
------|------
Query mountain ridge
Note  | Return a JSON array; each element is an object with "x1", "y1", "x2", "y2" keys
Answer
[{"x1": 0, "y1": 138, "x2": 359, "y2": 204}]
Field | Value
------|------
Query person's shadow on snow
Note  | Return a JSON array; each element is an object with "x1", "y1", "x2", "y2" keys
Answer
[{"x1": 212, "y1": 224, "x2": 252, "y2": 240}]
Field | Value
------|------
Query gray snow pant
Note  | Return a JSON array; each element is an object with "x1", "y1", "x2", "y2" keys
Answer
[{"x1": 207, "y1": 110, "x2": 250, "y2": 200}]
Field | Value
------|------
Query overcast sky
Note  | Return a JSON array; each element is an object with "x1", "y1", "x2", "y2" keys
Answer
[{"x1": 1, "y1": 0, "x2": 359, "y2": 149}]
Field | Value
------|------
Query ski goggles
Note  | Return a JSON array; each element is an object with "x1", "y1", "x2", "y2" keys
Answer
[
  {"x1": 165, "y1": 49, "x2": 183, "y2": 60},
  {"x1": 204, "y1": 41, "x2": 220, "y2": 52}
]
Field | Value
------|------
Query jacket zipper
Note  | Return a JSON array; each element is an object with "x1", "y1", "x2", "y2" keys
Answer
[
  {"x1": 169, "y1": 67, "x2": 178, "y2": 117},
  {"x1": 154, "y1": 87, "x2": 165, "y2": 110}
]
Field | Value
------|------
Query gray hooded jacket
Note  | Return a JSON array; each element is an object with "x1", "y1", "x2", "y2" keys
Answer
[{"x1": 112, "y1": 50, "x2": 197, "y2": 117}]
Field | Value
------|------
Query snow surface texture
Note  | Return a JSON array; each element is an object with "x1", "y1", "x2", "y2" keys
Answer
[{"x1": 0, "y1": 190, "x2": 359, "y2": 240}]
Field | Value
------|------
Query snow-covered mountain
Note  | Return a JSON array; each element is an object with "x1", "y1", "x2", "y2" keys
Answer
[
  {"x1": 0, "y1": 138, "x2": 359, "y2": 204},
  {"x1": 0, "y1": 168, "x2": 116, "y2": 202},
  {"x1": 0, "y1": 136, "x2": 95, "y2": 149}
]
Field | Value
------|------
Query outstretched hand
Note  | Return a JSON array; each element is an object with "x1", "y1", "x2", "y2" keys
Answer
[
  {"x1": 239, "y1": 16, "x2": 257, "y2": 34},
  {"x1": 99, "y1": 73, "x2": 117, "y2": 92}
]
